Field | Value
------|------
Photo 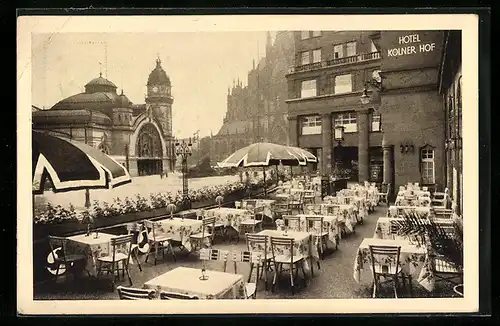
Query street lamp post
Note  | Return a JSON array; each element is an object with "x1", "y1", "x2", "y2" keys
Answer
[
  {"x1": 334, "y1": 125, "x2": 345, "y2": 171},
  {"x1": 175, "y1": 138, "x2": 193, "y2": 210}
]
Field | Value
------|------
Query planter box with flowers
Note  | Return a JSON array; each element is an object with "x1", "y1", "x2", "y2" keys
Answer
[{"x1": 33, "y1": 180, "x2": 273, "y2": 241}]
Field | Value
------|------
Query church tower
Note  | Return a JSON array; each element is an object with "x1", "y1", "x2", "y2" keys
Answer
[{"x1": 145, "y1": 57, "x2": 175, "y2": 171}]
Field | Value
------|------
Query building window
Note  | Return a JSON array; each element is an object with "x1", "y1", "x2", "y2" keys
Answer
[
  {"x1": 301, "y1": 31, "x2": 310, "y2": 40},
  {"x1": 334, "y1": 74, "x2": 352, "y2": 94},
  {"x1": 333, "y1": 44, "x2": 343, "y2": 59},
  {"x1": 334, "y1": 112, "x2": 357, "y2": 133},
  {"x1": 301, "y1": 116, "x2": 322, "y2": 135},
  {"x1": 300, "y1": 51, "x2": 310, "y2": 65},
  {"x1": 312, "y1": 31, "x2": 322, "y2": 37},
  {"x1": 300, "y1": 79, "x2": 317, "y2": 98},
  {"x1": 370, "y1": 40, "x2": 377, "y2": 53},
  {"x1": 421, "y1": 148, "x2": 435, "y2": 184},
  {"x1": 312, "y1": 49, "x2": 322, "y2": 63},
  {"x1": 346, "y1": 41, "x2": 357, "y2": 57},
  {"x1": 371, "y1": 113, "x2": 381, "y2": 131}
]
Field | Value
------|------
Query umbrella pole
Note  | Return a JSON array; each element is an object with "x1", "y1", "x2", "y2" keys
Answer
[
  {"x1": 262, "y1": 166, "x2": 267, "y2": 199},
  {"x1": 85, "y1": 189, "x2": 91, "y2": 208},
  {"x1": 290, "y1": 166, "x2": 293, "y2": 179},
  {"x1": 275, "y1": 165, "x2": 279, "y2": 185}
]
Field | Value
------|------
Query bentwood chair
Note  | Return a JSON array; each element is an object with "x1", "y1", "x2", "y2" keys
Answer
[
  {"x1": 190, "y1": 216, "x2": 216, "y2": 251},
  {"x1": 125, "y1": 222, "x2": 144, "y2": 272},
  {"x1": 368, "y1": 245, "x2": 405, "y2": 298},
  {"x1": 378, "y1": 183, "x2": 391, "y2": 205},
  {"x1": 47, "y1": 235, "x2": 88, "y2": 283},
  {"x1": 430, "y1": 226, "x2": 463, "y2": 292},
  {"x1": 273, "y1": 202, "x2": 292, "y2": 221},
  {"x1": 199, "y1": 248, "x2": 230, "y2": 271},
  {"x1": 270, "y1": 237, "x2": 307, "y2": 295},
  {"x1": 240, "y1": 206, "x2": 264, "y2": 235},
  {"x1": 96, "y1": 234, "x2": 134, "y2": 291},
  {"x1": 246, "y1": 233, "x2": 272, "y2": 290},
  {"x1": 305, "y1": 215, "x2": 331, "y2": 257},
  {"x1": 160, "y1": 291, "x2": 200, "y2": 300},
  {"x1": 303, "y1": 189, "x2": 316, "y2": 205},
  {"x1": 117, "y1": 286, "x2": 156, "y2": 300},
  {"x1": 143, "y1": 220, "x2": 176, "y2": 265},
  {"x1": 288, "y1": 191, "x2": 305, "y2": 214},
  {"x1": 225, "y1": 251, "x2": 263, "y2": 299},
  {"x1": 282, "y1": 215, "x2": 301, "y2": 232}
]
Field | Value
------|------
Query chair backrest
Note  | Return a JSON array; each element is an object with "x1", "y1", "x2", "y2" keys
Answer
[
  {"x1": 304, "y1": 215, "x2": 324, "y2": 234},
  {"x1": 110, "y1": 234, "x2": 134, "y2": 262},
  {"x1": 270, "y1": 237, "x2": 296, "y2": 264},
  {"x1": 245, "y1": 233, "x2": 269, "y2": 259},
  {"x1": 202, "y1": 216, "x2": 216, "y2": 229},
  {"x1": 274, "y1": 202, "x2": 290, "y2": 213},
  {"x1": 304, "y1": 189, "x2": 315, "y2": 198},
  {"x1": 199, "y1": 248, "x2": 229, "y2": 262},
  {"x1": 227, "y1": 250, "x2": 263, "y2": 275},
  {"x1": 323, "y1": 204, "x2": 341, "y2": 216},
  {"x1": 244, "y1": 199, "x2": 257, "y2": 209},
  {"x1": 117, "y1": 286, "x2": 156, "y2": 300},
  {"x1": 389, "y1": 221, "x2": 400, "y2": 239},
  {"x1": 47, "y1": 235, "x2": 68, "y2": 264},
  {"x1": 368, "y1": 245, "x2": 401, "y2": 276},
  {"x1": 196, "y1": 209, "x2": 206, "y2": 220},
  {"x1": 143, "y1": 219, "x2": 160, "y2": 240},
  {"x1": 160, "y1": 291, "x2": 199, "y2": 300},
  {"x1": 234, "y1": 201, "x2": 242, "y2": 209},
  {"x1": 433, "y1": 208, "x2": 454, "y2": 219},
  {"x1": 305, "y1": 204, "x2": 319, "y2": 215},
  {"x1": 282, "y1": 215, "x2": 301, "y2": 231},
  {"x1": 126, "y1": 222, "x2": 143, "y2": 244}
]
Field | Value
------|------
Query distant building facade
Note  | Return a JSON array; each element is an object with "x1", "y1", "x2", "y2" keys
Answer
[
  {"x1": 439, "y1": 30, "x2": 463, "y2": 214},
  {"x1": 205, "y1": 31, "x2": 295, "y2": 164},
  {"x1": 286, "y1": 30, "x2": 452, "y2": 196},
  {"x1": 32, "y1": 58, "x2": 176, "y2": 177}
]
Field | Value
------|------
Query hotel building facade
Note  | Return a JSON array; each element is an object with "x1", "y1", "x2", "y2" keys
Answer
[{"x1": 286, "y1": 30, "x2": 454, "y2": 198}]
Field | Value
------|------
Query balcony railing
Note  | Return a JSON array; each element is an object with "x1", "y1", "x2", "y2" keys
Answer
[{"x1": 289, "y1": 51, "x2": 381, "y2": 74}]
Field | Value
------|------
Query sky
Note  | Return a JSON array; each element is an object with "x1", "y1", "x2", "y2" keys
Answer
[{"x1": 31, "y1": 32, "x2": 276, "y2": 139}]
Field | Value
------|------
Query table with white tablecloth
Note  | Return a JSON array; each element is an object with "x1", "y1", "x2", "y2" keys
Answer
[
  {"x1": 143, "y1": 266, "x2": 247, "y2": 299},
  {"x1": 353, "y1": 238, "x2": 435, "y2": 292},
  {"x1": 242, "y1": 199, "x2": 275, "y2": 219},
  {"x1": 296, "y1": 214, "x2": 340, "y2": 249},
  {"x1": 205, "y1": 207, "x2": 253, "y2": 232},
  {"x1": 256, "y1": 229, "x2": 318, "y2": 273},
  {"x1": 387, "y1": 205, "x2": 432, "y2": 217},
  {"x1": 148, "y1": 218, "x2": 203, "y2": 252},
  {"x1": 319, "y1": 203, "x2": 358, "y2": 234},
  {"x1": 65, "y1": 233, "x2": 131, "y2": 277}
]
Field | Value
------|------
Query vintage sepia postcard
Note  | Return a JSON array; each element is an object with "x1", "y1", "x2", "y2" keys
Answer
[{"x1": 17, "y1": 13, "x2": 479, "y2": 315}]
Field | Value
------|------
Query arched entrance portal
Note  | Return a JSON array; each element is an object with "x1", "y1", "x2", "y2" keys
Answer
[{"x1": 136, "y1": 123, "x2": 163, "y2": 176}]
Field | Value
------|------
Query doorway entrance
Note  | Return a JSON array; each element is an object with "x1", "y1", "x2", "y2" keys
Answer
[
  {"x1": 333, "y1": 146, "x2": 358, "y2": 181},
  {"x1": 136, "y1": 123, "x2": 164, "y2": 176}
]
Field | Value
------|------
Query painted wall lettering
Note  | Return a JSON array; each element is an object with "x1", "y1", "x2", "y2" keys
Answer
[{"x1": 387, "y1": 34, "x2": 436, "y2": 57}]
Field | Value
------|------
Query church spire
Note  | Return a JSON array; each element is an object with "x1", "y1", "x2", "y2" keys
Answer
[{"x1": 266, "y1": 31, "x2": 272, "y2": 56}]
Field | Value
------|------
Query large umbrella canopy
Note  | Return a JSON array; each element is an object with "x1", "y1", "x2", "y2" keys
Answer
[
  {"x1": 32, "y1": 131, "x2": 132, "y2": 194},
  {"x1": 217, "y1": 142, "x2": 307, "y2": 168},
  {"x1": 287, "y1": 146, "x2": 318, "y2": 163}
]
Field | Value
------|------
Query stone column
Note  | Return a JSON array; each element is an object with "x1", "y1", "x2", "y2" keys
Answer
[
  {"x1": 382, "y1": 142, "x2": 394, "y2": 194},
  {"x1": 357, "y1": 109, "x2": 370, "y2": 182},
  {"x1": 287, "y1": 116, "x2": 298, "y2": 147},
  {"x1": 321, "y1": 113, "x2": 332, "y2": 175}
]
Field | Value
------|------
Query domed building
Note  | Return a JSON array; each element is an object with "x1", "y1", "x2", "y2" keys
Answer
[{"x1": 32, "y1": 58, "x2": 176, "y2": 177}]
